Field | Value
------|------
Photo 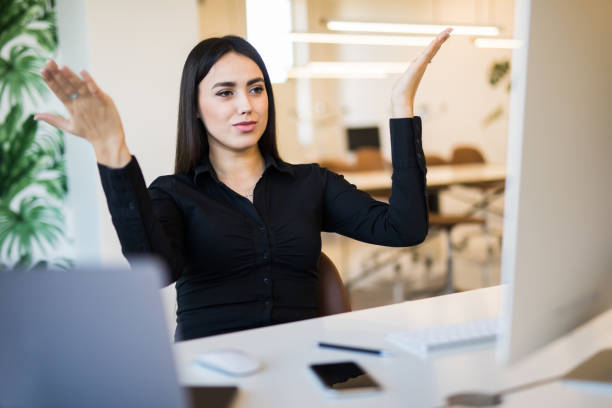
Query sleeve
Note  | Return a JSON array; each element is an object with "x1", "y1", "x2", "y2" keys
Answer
[
  {"x1": 321, "y1": 117, "x2": 428, "y2": 247},
  {"x1": 98, "y1": 156, "x2": 186, "y2": 284}
]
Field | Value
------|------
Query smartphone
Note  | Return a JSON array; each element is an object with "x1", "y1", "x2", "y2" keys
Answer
[{"x1": 309, "y1": 361, "x2": 382, "y2": 396}]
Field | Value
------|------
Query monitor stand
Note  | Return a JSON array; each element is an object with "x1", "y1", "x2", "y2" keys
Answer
[{"x1": 444, "y1": 349, "x2": 612, "y2": 406}]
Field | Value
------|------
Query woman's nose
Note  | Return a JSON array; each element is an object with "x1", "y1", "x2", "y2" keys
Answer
[{"x1": 237, "y1": 92, "x2": 253, "y2": 115}]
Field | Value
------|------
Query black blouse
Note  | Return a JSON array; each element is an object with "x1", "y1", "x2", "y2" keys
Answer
[{"x1": 98, "y1": 117, "x2": 428, "y2": 341}]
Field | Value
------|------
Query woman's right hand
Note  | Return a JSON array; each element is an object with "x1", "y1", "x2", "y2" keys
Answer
[{"x1": 36, "y1": 60, "x2": 131, "y2": 168}]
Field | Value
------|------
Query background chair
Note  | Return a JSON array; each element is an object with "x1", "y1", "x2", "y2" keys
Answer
[
  {"x1": 450, "y1": 145, "x2": 486, "y2": 164},
  {"x1": 448, "y1": 145, "x2": 504, "y2": 287},
  {"x1": 423, "y1": 153, "x2": 485, "y2": 294},
  {"x1": 318, "y1": 252, "x2": 351, "y2": 316},
  {"x1": 319, "y1": 147, "x2": 388, "y2": 173},
  {"x1": 353, "y1": 147, "x2": 389, "y2": 171}
]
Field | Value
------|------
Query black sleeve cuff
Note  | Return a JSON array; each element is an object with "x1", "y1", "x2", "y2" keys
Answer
[
  {"x1": 389, "y1": 116, "x2": 425, "y2": 171},
  {"x1": 97, "y1": 155, "x2": 145, "y2": 211}
]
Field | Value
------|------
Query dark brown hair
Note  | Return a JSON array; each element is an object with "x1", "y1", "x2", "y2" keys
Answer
[{"x1": 174, "y1": 36, "x2": 280, "y2": 174}]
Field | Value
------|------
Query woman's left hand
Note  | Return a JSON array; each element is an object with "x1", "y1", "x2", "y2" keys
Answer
[{"x1": 391, "y1": 28, "x2": 452, "y2": 118}]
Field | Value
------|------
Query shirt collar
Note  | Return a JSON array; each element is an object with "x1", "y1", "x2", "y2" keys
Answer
[{"x1": 193, "y1": 153, "x2": 294, "y2": 184}]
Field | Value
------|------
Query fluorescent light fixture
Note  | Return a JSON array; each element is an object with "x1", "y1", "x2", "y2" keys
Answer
[
  {"x1": 287, "y1": 62, "x2": 410, "y2": 79},
  {"x1": 327, "y1": 20, "x2": 500, "y2": 36},
  {"x1": 475, "y1": 38, "x2": 521, "y2": 49},
  {"x1": 289, "y1": 32, "x2": 434, "y2": 46},
  {"x1": 246, "y1": 0, "x2": 292, "y2": 83}
]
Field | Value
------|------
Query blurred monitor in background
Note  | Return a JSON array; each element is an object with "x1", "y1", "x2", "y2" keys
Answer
[{"x1": 347, "y1": 126, "x2": 380, "y2": 151}]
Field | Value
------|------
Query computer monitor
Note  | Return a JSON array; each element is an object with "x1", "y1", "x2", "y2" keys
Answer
[
  {"x1": 346, "y1": 126, "x2": 380, "y2": 151},
  {"x1": 497, "y1": 0, "x2": 612, "y2": 364}
]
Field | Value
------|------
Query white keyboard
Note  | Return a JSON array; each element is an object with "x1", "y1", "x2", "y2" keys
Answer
[{"x1": 385, "y1": 318, "x2": 498, "y2": 359}]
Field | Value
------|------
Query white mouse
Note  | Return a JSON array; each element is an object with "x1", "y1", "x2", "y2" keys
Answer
[{"x1": 194, "y1": 349, "x2": 262, "y2": 377}]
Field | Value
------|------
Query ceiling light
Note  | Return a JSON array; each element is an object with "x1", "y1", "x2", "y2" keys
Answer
[
  {"x1": 287, "y1": 62, "x2": 410, "y2": 79},
  {"x1": 474, "y1": 38, "x2": 521, "y2": 49},
  {"x1": 289, "y1": 32, "x2": 434, "y2": 46},
  {"x1": 246, "y1": 0, "x2": 292, "y2": 83},
  {"x1": 327, "y1": 21, "x2": 500, "y2": 36}
]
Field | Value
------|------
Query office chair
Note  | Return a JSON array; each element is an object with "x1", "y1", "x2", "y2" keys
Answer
[
  {"x1": 448, "y1": 145, "x2": 505, "y2": 208},
  {"x1": 354, "y1": 147, "x2": 389, "y2": 171},
  {"x1": 450, "y1": 146, "x2": 486, "y2": 164},
  {"x1": 449, "y1": 145, "x2": 504, "y2": 287},
  {"x1": 422, "y1": 154, "x2": 486, "y2": 294},
  {"x1": 319, "y1": 147, "x2": 389, "y2": 173},
  {"x1": 318, "y1": 252, "x2": 351, "y2": 316}
]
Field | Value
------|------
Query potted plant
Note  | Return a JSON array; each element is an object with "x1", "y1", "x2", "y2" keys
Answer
[{"x1": 0, "y1": 0, "x2": 71, "y2": 270}]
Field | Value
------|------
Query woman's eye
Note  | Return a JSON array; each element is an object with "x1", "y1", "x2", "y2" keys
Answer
[
  {"x1": 250, "y1": 86, "x2": 264, "y2": 94},
  {"x1": 216, "y1": 90, "x2": 233, "y2": 97}
]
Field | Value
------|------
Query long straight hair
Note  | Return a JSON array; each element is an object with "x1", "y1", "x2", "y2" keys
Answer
[{"x1": 174, "y1": 36, "x2": 280, "y2": 174}]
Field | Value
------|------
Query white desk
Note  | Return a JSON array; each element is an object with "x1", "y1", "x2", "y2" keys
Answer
[
  {"x1": 173, "y1": 286, "x2": 612, "y2": 407},
  {"x1": 343, "y1": 163, "x2": 506, "y2": 193}
]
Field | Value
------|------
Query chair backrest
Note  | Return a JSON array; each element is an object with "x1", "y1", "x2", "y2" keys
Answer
[
  {"x1": 425, "y1": 153, "x2": 448, "y2": 166},
  {"x1": 318, "y1": 158, "x2": 354, "y2": 173},
  {"x1": 319, "y1": 147, "x2": 388, "y2": 173},
  {"x1": 450, "y1": 146, "x2": 486, "y2": 164},
  {"x1": 318, "y1": 252, "x2": 351, "y2": 316},
  {"x1": 354, "y1": 147, "x2": 387, "y2": 171}
]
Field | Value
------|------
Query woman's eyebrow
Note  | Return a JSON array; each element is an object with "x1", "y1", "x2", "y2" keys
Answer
[
  {"x1": 246, "y1": 77, "x2": 264, "y2": 86},
  {"x1": 212, "y1": 77, "x2": 264, "y2": 89}
]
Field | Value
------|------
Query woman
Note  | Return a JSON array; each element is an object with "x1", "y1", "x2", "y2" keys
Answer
[{"x1": 37, "y1": 29, "x2": 452, "y2": 341}]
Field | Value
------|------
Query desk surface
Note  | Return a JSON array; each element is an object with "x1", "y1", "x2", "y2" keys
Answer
[
  {"x1": 343, "y1": 163, "x2": 506, "y2": 192},
  {"x1": 173, "y1": 286, "x2": 612, "y2": 407}
]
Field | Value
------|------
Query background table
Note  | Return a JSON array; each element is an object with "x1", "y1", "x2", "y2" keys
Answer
[{"x1": 342, "y1": 163, "x2": 506, "y2": 197}]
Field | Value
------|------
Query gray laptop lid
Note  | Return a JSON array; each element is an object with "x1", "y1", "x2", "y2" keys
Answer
[{"x1": 0, "y1": 259, "x2": 188, "y2": 408}]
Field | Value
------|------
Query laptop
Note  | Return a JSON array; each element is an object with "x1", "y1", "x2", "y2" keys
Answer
[{"x1": 0, "y1": 259, "x2": 237, "y2": 408}]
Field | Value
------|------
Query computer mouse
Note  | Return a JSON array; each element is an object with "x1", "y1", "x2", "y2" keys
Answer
[{"x1": 194, "y1": 349, "x2": 263, "y2": 377}]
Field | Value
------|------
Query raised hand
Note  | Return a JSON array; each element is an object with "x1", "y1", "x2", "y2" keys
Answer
[
  {"x1": 36, "y1": 60, "x2": 131, "y2": 168},
  {"x1": 391, "y1": 28, "x2": 452, "y2": 118}
]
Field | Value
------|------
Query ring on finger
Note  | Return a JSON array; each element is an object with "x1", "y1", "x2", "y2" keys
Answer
[{"x1": 69, "y1": 92, "x2": 79, "y2": 100}]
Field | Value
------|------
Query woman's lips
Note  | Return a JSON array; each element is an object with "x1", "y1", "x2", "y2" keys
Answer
[{"x1": 233, "y1": 121, "x2": 257, "y2": 132}]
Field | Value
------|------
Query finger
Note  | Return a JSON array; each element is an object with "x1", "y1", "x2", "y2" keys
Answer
[
  {"x1": 49, "y1": 65, "x2": 78, "y2": 98},
  {"x1": 60, "y1": 65, "x2": 90, "y2": 98},
  {"x1": 80, "y1": 70, "x2": 102, "y2": 96},
  {"x1": 41, "y1": 67, "x2": 72, "y2": 104},
  {"x1": 424, "y1": 28, "x2": 452, "y2": 63},
  {"x1": 34, "y1": 113, "x2": 72, "y2": 133},
  {"x1": 43, "y1": 59, "x2": 60, "y2": 75}
]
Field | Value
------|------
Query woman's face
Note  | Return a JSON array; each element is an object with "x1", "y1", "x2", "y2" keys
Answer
[{"x1": 198, "y1": 52, "x2": 268, "y2": 154}]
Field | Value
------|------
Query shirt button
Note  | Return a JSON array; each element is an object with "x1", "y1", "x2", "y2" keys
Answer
[
  {"x1": 265, "y1": 300, "x2": 272, "y2": 306},
  {"x1": 128, "y1": 201, "x2": 136, "y2": 210},
  {"x1": 259, "y1": 226, "x2": 265, "y2": 231},
  {"x1": 263, "y1": 277, "x2": 270, "y2": 284},
  {"x1": 263, "y1": 252, "x2": 269, "y2": 260}
]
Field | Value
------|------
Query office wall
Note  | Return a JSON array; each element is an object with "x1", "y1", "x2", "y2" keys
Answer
[
  {"x1": 58, "y1": 0, "x2": 199, "y2": 265},
  {"x1": 195, "y1": 1, "x2": 514, "y2": 163}
]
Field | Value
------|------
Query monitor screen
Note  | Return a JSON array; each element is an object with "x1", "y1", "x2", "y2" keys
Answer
[{"x1": 346, "y1": 127, "x2": 380, "y2": 151}]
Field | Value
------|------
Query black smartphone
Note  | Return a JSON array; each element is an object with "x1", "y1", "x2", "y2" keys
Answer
[{"x1": 309, "y1": 361, "x2": 382, "y2": 396}]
